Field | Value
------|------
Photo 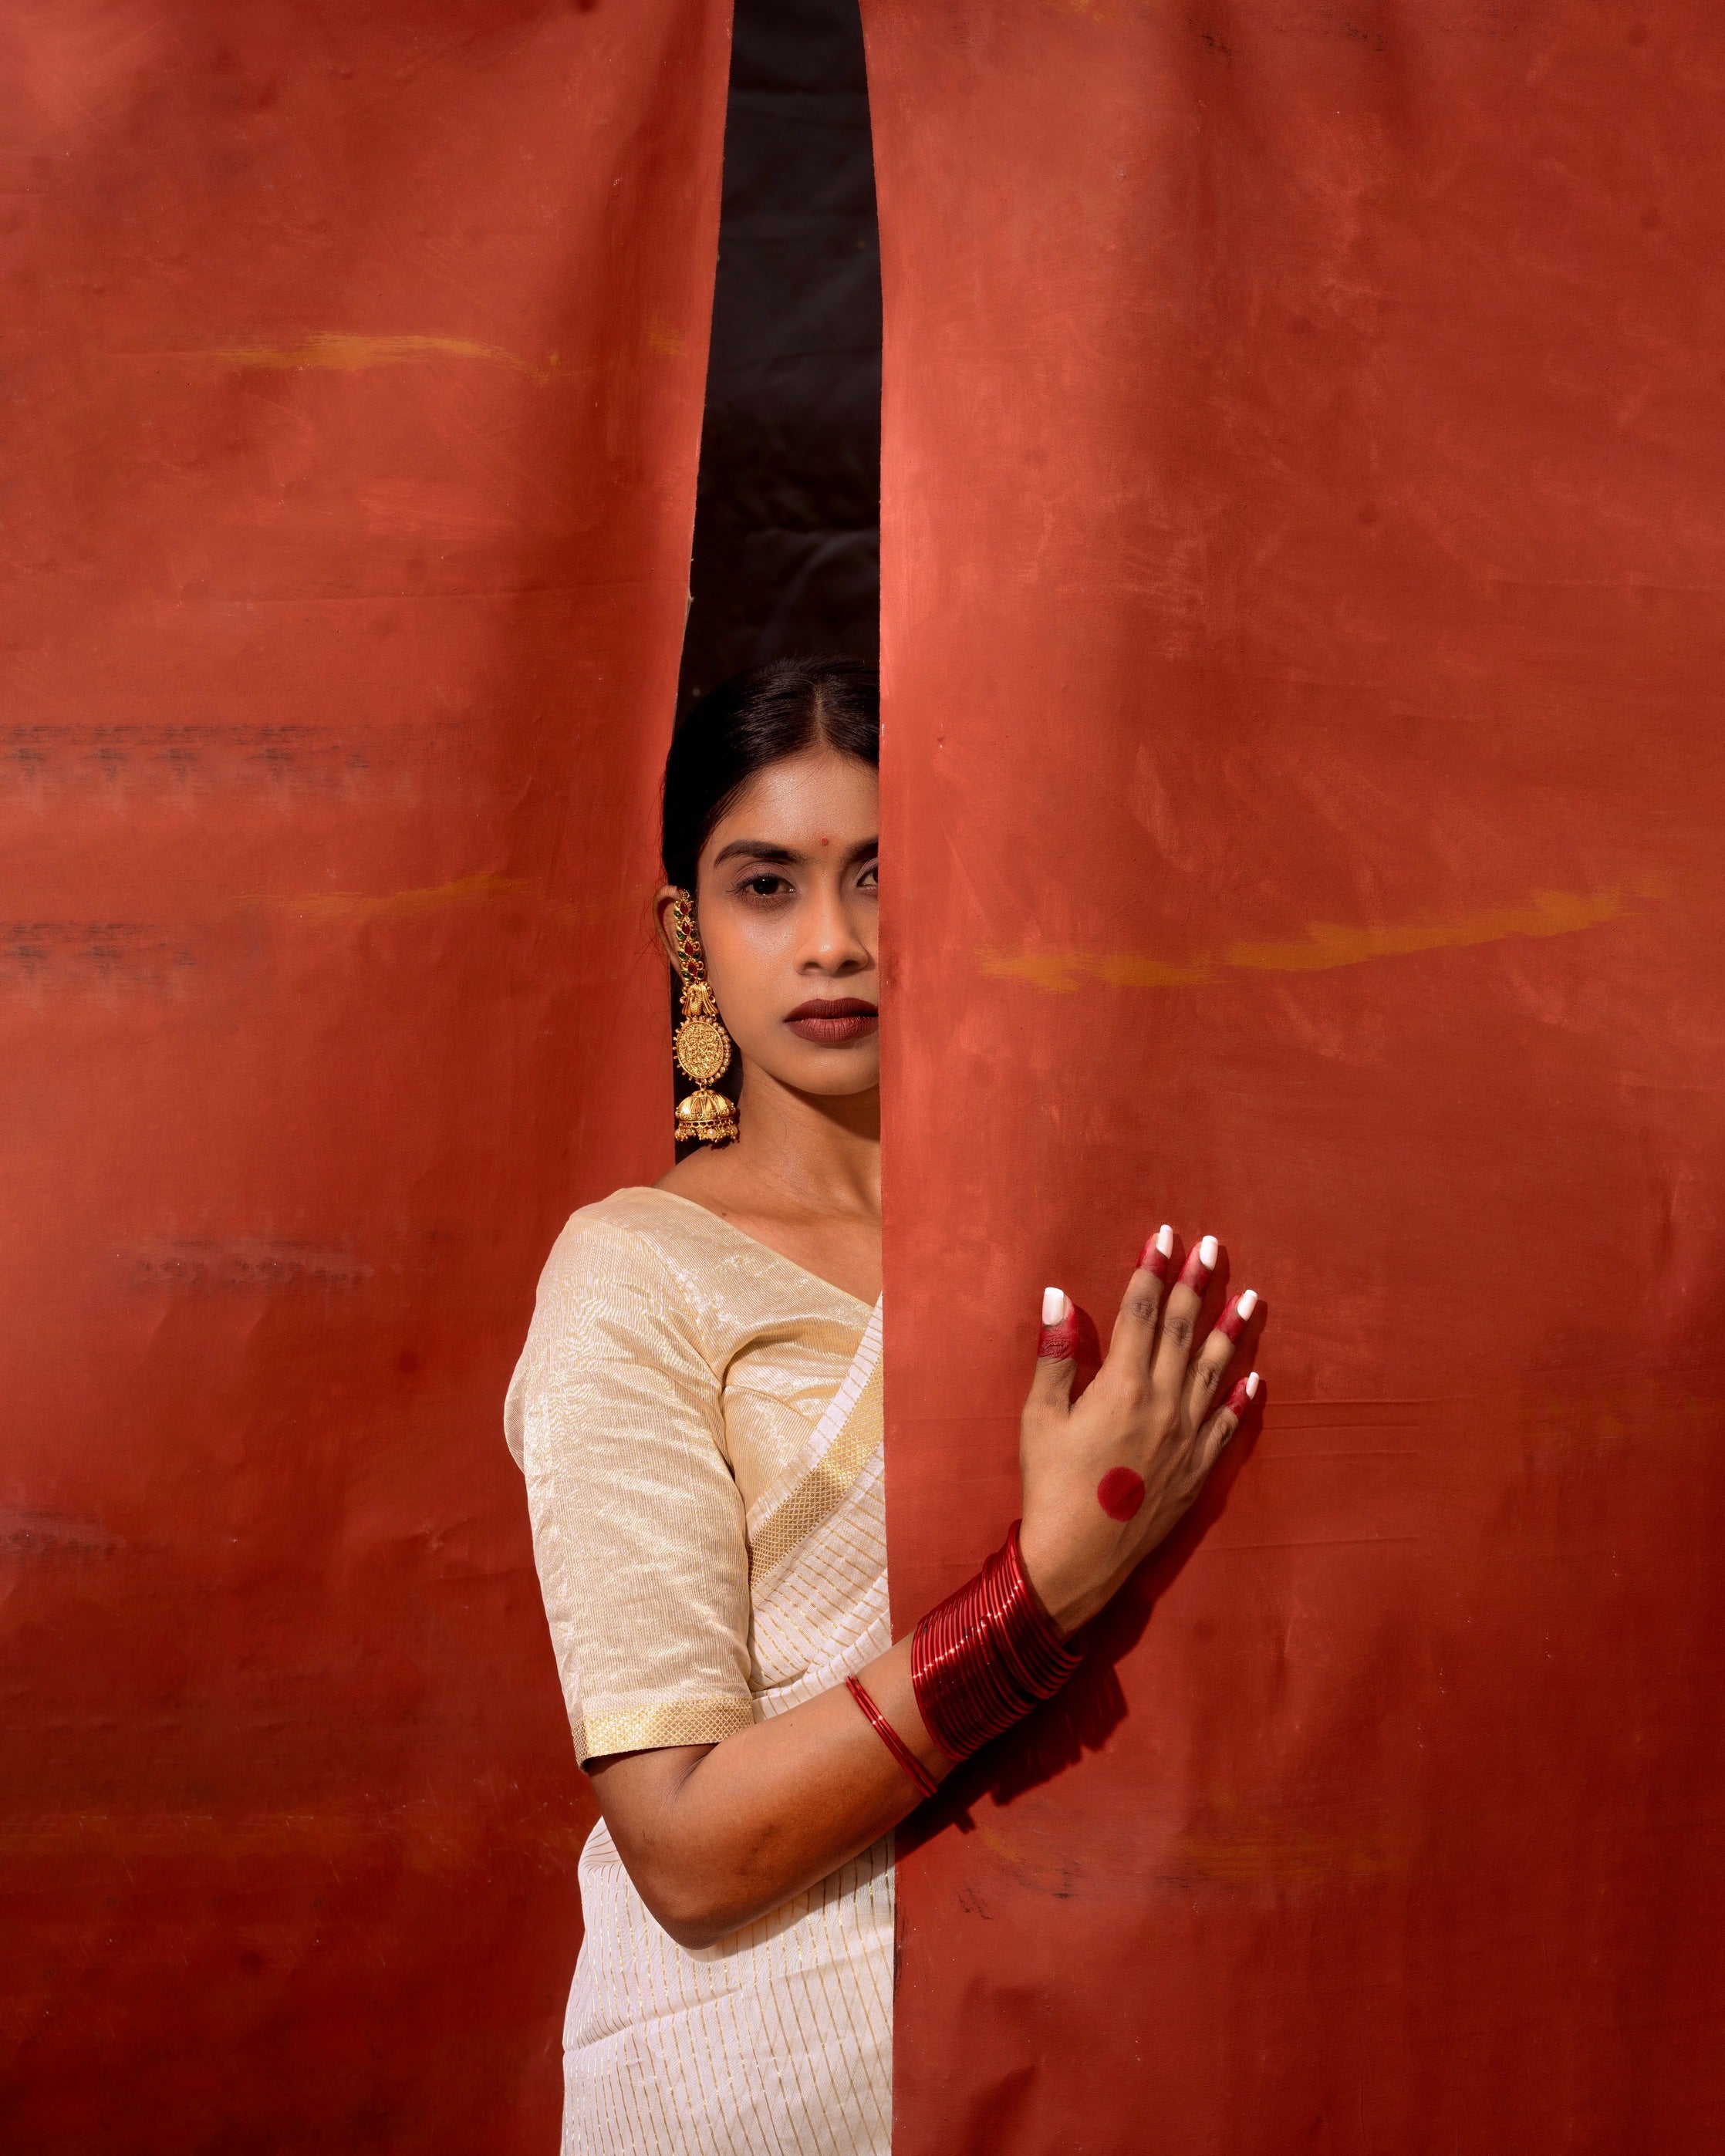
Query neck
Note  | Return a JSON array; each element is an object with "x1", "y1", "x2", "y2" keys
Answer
[{"x1": 727, "y1": 1064, "x2": 880, "y2": 1222}]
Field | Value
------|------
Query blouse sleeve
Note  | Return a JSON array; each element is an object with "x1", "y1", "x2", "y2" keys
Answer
[{"x1": 504, "y1": 1208, "x2": 754, "y2": 1765}]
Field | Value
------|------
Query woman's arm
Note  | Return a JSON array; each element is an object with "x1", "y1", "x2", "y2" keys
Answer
[
  {"x1": 588, "y1": 1633, "x2": 934, "y2": 1949},
  {"x1": 589, "y1": 1233, "x2": 1261, "y2": 1949}
]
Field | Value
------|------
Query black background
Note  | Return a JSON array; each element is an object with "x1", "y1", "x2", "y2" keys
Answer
[{"x1": 677, "y1": 0, "x2": 880, "y2": 715}]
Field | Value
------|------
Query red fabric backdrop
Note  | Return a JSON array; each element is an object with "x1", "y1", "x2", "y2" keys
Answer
[
  {"x1": 11, "y1": 7, "x2": 1725, "y2": 2151},
  {"x1": 865, "y1": 4, "x2": 1725, "y2": 2151},
  {"x1": 0, "y1": 5, "x2": 726, "y2": 2146}
]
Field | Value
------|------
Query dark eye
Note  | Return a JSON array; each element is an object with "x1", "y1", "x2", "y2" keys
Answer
[
  {"x1": 741, "y1": 873, "x2": 790, "y2": 898},
  {"x1": 856, "y1": 861, "x2": 879, "y2": 889}
]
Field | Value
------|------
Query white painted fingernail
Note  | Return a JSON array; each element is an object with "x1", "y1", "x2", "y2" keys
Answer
[
  {"x1": 1198, "y1": 1234, "x2": 1219, "y2": 1268},
  {"x1": 1245, "y1": 1371, "x2": 1261, "y2": 1400},
  {"x1": 1235, "y1": 1289, "x2": 1258, "y2": 1322},
  {"x1": 1042, "y1": 1286, "x2": 1071, "y2": 1324},
  {"x1": 1155, "y1": 1223, "x2": 1174, "y2": 1257}
]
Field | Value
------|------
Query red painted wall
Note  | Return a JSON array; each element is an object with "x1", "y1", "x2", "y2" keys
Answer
[
  {"x1": 866, "y1": 5, "x2": 1725, "y2": 2150},
  {"x1": 0, "y1": 5, "x2": 726, "y2": 2146}
]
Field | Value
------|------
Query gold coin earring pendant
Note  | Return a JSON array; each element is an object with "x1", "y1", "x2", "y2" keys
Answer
[{"x1": 670, "y1": 889, "x2": 740, "y2": 1147}]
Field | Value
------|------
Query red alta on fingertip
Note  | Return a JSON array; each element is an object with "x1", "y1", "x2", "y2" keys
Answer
[
  {"x1": 1137, "y1": 1225, "x2": 1175, "y2": 1282},
  {"x1": 1225, "y1": 1372, "x2": 1263, "y2": 1415},
  {"x1": 1038, "y1": 1315, "x2": 1079, "y2": 1359},
  {"x1": 1179, "y1": 1233, "x2": 1219, "y2": 1291},
  {"x1": 1038, "y1": 1286, "x2": 1076, "y2": 1360},
  {"x1": 1217, "y1": 1288, "x2": 1257, "y2": 1344}
]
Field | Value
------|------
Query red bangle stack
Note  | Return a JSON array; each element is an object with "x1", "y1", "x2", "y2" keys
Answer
[{"x1": 910, "y1": 1521, "x2": 1084, "y2": 1762}]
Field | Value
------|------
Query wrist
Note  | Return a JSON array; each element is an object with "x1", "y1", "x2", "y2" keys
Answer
[{"x1": 1014, "y1": 1521, "x2": 1106, "y2": 1639}]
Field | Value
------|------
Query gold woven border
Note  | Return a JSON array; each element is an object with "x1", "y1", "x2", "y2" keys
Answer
[
  {"x1": 748, "y1": 1358, "x2": 884, "y2": 1590},
  {"x1": 579, "y1": 1694, "x2": 754, "y2": 1764}
]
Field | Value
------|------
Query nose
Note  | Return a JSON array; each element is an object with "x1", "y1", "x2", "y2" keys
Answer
[{"x1": 798, "y1": 877, "x2": 872, "y2": 974}]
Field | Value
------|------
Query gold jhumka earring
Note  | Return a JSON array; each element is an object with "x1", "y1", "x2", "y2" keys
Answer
[{"x1": 668, "y1": 889, "x2": 739, "y2": 1147}]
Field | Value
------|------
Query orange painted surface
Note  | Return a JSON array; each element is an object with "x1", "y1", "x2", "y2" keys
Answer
[
  {"x1": 866, "y1": 5, "x2": 1725, "y2": 2151},
  {"x1": 0, "y1": 5, "x2": 725, "y2": 2146}
]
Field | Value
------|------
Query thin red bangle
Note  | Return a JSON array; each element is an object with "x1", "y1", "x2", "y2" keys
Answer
[
  {"x1": 846, "y1": 1675, "x2": 940, "y2": 1801},
  {"x1": 910, "y1": 1520, "x2": 1084, "y2": 1762}
]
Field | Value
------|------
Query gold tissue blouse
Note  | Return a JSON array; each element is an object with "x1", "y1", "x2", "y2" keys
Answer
[{"x1": 504, "y1": 1183, "x2": 883, "y2": 1764}]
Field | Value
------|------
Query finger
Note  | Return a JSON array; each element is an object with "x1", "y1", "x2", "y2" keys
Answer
[
  {"x1": 1194, "y1": 1369, "x2": 1264, "y2": 1476},
  {"x1": 1149, "y1": 1233, "x2": 1218, "y2": 1396},
  {"x1": 1102, "y1": 1224, "x2": 1175, "y2": 1372},
  {"x1": 1028, "y1": 1286, "x2": 1078, "y2": 1410},
  {"x1": 1183, "y1": 1286, "x2": 1258, "y2": 1428}
]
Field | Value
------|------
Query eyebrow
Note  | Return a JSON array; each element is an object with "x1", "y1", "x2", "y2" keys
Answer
[{"x1": 710, "y1": 836, "x2": 878, "y2": 868}]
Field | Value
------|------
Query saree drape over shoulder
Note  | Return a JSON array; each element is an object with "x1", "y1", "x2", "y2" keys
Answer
[{"x1": 505, "y1": 1186, "x2": 892, "y2": 2156}]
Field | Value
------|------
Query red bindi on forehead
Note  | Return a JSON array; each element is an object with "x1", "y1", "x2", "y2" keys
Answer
[{"x1": 819, "y1": 835, "x2": 831, "y2": 845}]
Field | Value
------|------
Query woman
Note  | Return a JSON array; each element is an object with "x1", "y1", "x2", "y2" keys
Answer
[{"x1": 505, "y1": 656, "x2": 1264, "y2": 2154}]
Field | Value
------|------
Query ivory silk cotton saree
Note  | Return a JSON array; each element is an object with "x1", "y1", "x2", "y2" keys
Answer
[{"x1": 505, "y1": 1186, "x2": 893, "y2": 2156}]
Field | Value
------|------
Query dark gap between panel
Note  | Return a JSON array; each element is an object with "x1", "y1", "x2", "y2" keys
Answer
[{"x1": 677, "y1": 0, "x2": 881, "y2": 717}]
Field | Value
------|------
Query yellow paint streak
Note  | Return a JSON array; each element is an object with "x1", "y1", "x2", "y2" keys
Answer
[
  {"x1": 200, "y1": 332, "x2": 558, "y2": 383},
  {"x1": 970, "y1": 1817, "x2": 1024, "y2": 1865},
  {"x1": 646, "y1": 324, "x2": 688, "y2": 359},
  {"x1": 242, "y1": 873, "x2": 525, "y2": 923},
  {"x1": 1224, "y1": 886, "x2": 1628, "y2": 973},
  {"x1": 981, "y1": 886, "x2": 1632, "y2": 993},
  {"x1": 1170, "y1": 1818, "x2": 1399, "y2": 1891}
]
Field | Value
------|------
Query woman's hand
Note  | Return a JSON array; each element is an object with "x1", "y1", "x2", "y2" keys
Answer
[
  {"x1": 1014, "y1": 1230, "x2": 1263, "y2": 1636},
  {"x1": 587, "y1": 1230, "x2": 1258, "y2": 1945}
]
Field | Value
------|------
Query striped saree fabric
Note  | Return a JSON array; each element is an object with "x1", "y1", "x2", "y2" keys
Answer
[{"x1": 506, "y1": 1189, "x2": 893, "y2": 2154}]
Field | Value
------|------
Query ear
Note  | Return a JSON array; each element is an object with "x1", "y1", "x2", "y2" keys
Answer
[{"x1": 652, "y1": 884, "x2": 686, "y2": 971}]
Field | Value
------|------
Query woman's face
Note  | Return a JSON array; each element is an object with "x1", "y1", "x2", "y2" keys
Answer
[{"x1": 658, "y1": 747, "x2": 879, "y2": 1101}]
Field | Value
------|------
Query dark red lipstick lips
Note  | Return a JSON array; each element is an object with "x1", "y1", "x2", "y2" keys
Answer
[{"x1": 784, "y1": 997, "x2": 879, "y2": 1045}]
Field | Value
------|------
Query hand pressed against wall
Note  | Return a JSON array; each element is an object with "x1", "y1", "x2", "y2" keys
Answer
[
  {"x1": 1016, "y1": 1237, "x2": 1263, "y2": 1638},
  {"x1": 587, "y1": 1230, "x2": 1261, "y2": 1947}
]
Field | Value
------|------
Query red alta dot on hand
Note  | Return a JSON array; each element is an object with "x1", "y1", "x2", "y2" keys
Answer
[{"x1": 1096, "y1": 1466, "x2": 1146, "y2": 1522}]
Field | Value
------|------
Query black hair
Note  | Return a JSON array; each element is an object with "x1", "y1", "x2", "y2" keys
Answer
[{"x1": 660, "y1": 656, "x2": 879, "y2": 894}]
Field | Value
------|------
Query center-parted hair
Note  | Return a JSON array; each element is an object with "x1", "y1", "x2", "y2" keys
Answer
[{"x1": 660, "y1": 657, "x2": 879, "y2": 895}]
